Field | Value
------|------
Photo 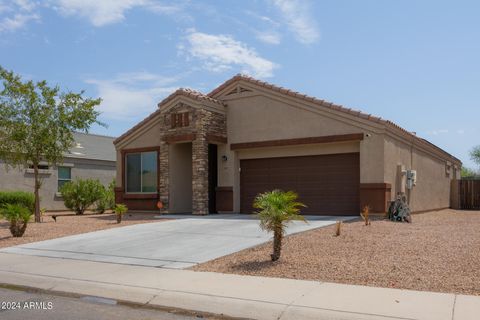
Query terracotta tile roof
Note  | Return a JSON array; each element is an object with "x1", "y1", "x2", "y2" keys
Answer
[
  {"x1": 158, "y1": 87, "x2": 224, "y2": 108},
  {"x1": 208, "y1": 74, "x2": 461, "y2": 163},
  {"x1": 208, "y1": 74, "x2": 385, "y2": 124},
  {"x1": 114, "y1": 88, "x2": 224, "y2": 145}
]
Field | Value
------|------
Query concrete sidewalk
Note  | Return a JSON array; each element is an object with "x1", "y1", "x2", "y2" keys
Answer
[{"x1": 0, "y1": 253, "x2": 478, "y2": 320}]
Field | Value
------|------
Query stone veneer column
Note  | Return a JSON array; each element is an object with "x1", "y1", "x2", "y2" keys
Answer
[
  {"x1": 158, "y1": 140, "x2": 170, "y2": 213},
  {"x1": 192, "y1": 135, "x2": 209, "y2": 215}
]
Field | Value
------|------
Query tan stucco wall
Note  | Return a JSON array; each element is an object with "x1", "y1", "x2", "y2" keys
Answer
[
  {"x1": 226, "y1": 95, "x2": 364, "y2": 143},
  {"x1": 218, "y1": 93, "x2": 384, "y2": 212},
  {"x1": 359, "y1": 133, "x2": 385, "y2": 183},
  {"x1": 383, "y1": 135, "x2": 454, "y2": 212},
  {"x1": 169, "y1": 142, "x2": 192, "y2": 213},
  {"x1": 235, "y1": 141, "x2": 359, "y2": 160},
  {"x1": 115, "y1": 119, "x2": 162, "y2": 187},
  {"x1": 0, "y1": 159, "x2": 115, "y2": 211}
]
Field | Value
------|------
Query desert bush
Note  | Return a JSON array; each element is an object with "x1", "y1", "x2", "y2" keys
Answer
[
  {"x1": 114, "y1": 203, "x2": 128, "y2": 223},
  {"x1": 0, "y1": 191, "x2": 35, "y2": 213},
  {"x1": 360, "y1": 205, "x2": 371, "y2": 226},
  {"x1": 0, "y1": 204, "x2": 33, "y2": 237},
  {"x1": 60, "y1": 179, "x2": 103, "y2": 215},
  {"x1": 96, "y1": 180, "x2": 115, "y2": 213}
]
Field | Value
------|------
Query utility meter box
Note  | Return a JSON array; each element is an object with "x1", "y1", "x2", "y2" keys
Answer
[{"x1": 406, "y1": 170, "x2": 417, "y2": 189}]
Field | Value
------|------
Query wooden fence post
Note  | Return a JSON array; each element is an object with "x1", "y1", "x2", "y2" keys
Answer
[{"x1": 450, "y1": 179, "x2": 460, "y2": 209}]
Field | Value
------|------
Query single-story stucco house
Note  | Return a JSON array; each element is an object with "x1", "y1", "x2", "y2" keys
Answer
[
  {"x1": 0, "y1": 132, "x2": 116, "y2": 211},
  {"x1": 113, "y1": 75, "x2": 461, "y2": 215}
]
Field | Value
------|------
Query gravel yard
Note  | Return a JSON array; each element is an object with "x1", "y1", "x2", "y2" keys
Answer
[
  {"x1": 193, "y1": 209, "x2": 480, "y2": 295},
  {"x1": 0, "y1": 211, "x2": 162, "y2": 248}
]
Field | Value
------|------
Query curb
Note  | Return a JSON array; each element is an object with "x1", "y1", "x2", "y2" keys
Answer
[{"x1": 0, "y1": 283, "x2": 248, "y2": 320}]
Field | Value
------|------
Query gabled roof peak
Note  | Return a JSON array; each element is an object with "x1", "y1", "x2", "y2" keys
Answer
[
  {"x1": 157, "y1": 87, "x2": 224, "y2": 108},
  {"x1": 208, "y1": 74, "x2": 382, "y2": 122}
]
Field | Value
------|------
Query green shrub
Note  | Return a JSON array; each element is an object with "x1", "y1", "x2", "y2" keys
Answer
[
  {"x1": 96, "y1": 179, "x2": 115, "y2": 214},
  {"x1": 0, "y1": 191, "x2": 35, "y2": 213},
  {"x1": 60, "y1": 179, "x2": 104, "y2": 215},
  {"x1": 0, "y1": 203, "x2": 33, "y2": 237}
]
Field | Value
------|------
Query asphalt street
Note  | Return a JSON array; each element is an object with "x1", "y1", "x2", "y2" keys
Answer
[{"x1": 0, "y1": 288, "x2": 211, "y2": 320}]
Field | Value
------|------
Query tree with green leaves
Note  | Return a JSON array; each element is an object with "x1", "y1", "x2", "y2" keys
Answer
[
  {"x1": 471, "y1": 146, "x2": 480, "y2": 168},
  {"x1": 461, "y1": 167, "x2": 478, "y2": 179},
  {"x1": 253, "y1": 190, "x2": 306, "y2": 261},
  {"x1": 0, "y1": 67, "x2": 103, "y2": 222}
]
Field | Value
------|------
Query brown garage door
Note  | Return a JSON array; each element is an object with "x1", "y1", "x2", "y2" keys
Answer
[{"x1": 240, "y1": 153, "x2": 360, "y2": 215}]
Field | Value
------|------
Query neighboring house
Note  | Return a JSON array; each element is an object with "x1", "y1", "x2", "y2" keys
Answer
[
  {"x1": 0, "y1": 132, "x2": 116, "y2": 211},
  {"x1": 113, "y1": 75, "x2": 461, "y2": 215}
]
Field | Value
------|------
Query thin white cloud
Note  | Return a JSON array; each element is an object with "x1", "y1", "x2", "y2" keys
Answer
[
  {"x1": 244, "y1": 10, "x2": 280, "y2": 28},
  {"x1": 0, "y1": 12, "x2": 39, "y2": 32},
  {"x1": 85, "y1": 72, "x2": 179, "y2": 120},
  {"x1": 256, "y1": 30, "x2": 281, "y2": 45},
  {"x1": 270, "y1": 0, "x2": 319, "y2": 44},
  {"x1": 52, "y1": 0, "x2": 184, "y2": 27},
  {"x1": 0, "y1": 3, "x2": 9, "y2": 14},
  {"x1": 426, "y1": 129, "x2": 449, "y2": 136},
  {"x1": 0, "y1": 0, "x2": 39, "y2": 33},
  {"x1": 13, "y1": 0, "x2": 36, "y2": 12},
  {"x1": 53, "y1": 0, "x2": 147, "y2": 27},
  {"x1": 181, "y1": 30, "x2": 277, "y2": 78}
]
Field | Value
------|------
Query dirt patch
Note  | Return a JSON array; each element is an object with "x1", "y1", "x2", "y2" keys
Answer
[
  {"x1": 0, "y1": 211, "x2": 165, "y2": 248},
  {"x1": 192, "y1": 209, "x2": 480, "y2": 295}
]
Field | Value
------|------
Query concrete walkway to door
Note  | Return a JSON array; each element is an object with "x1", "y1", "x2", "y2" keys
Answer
[{"x1": 0, "y1": 214, "x2": 354, "y2": 269}]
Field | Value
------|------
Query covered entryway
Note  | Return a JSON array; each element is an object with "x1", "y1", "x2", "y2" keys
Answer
[
  {"x1": 240, "y1": 153, "x2": 360, "y2": 215},
  {"x1": 169, "y1": 142, "x2": 193, "y2": 213}
]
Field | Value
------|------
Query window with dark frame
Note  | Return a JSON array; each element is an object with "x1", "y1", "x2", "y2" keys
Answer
[
  {"x1": 125, "y1": 151, "x2": 158, "y2": 193},
  {"x1": 57, "y1": 167, "x2": 71, "y2": 191}
]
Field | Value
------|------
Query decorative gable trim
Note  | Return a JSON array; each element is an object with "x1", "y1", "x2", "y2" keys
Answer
[{"x1": 224, "y1": 86, "x2": 253, "y2": 96}]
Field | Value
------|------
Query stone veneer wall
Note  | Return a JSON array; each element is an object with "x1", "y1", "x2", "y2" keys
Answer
[
  {"x1": 158, "y1": 140, "x2": 169, "y2": 213},
  {"x1": 192, "y1": 108, "x2": 227, "y2": 214},
  {"x1": 159, "y1": 102, "x2": 226, "y2": 214}
]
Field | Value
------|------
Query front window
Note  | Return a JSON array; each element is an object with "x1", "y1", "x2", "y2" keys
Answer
[
  {"x1": 125, "y1": 151, "x2": 158, "y2": 193},
  {"x1": 58, "y1": 167, "x2": 71, "y2": 191}
]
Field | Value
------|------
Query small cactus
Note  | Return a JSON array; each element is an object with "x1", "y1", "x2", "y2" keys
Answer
[{"x1": 334, "y1": 220, "x2": 343, "y2": 236}]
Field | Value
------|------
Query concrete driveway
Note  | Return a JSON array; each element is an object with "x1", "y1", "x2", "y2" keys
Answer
[{"x1": 0, "y1": 214, "x2": 354, "y2": 269}]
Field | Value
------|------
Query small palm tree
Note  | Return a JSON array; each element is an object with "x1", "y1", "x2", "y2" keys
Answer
[
  {"x1": 253, "y1": 190, "x2": 306, "y2": 261},
  {"x1": 0, "y1": 204, "x2": 33, "y2": 237},
  {"x1": 114, "y1": 204, "x2": 128, "y2": 223}
]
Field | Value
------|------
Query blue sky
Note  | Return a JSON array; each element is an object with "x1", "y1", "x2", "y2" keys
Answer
[{"x1": 1, "y1": 0, "x2": 479, "y2": 168}]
